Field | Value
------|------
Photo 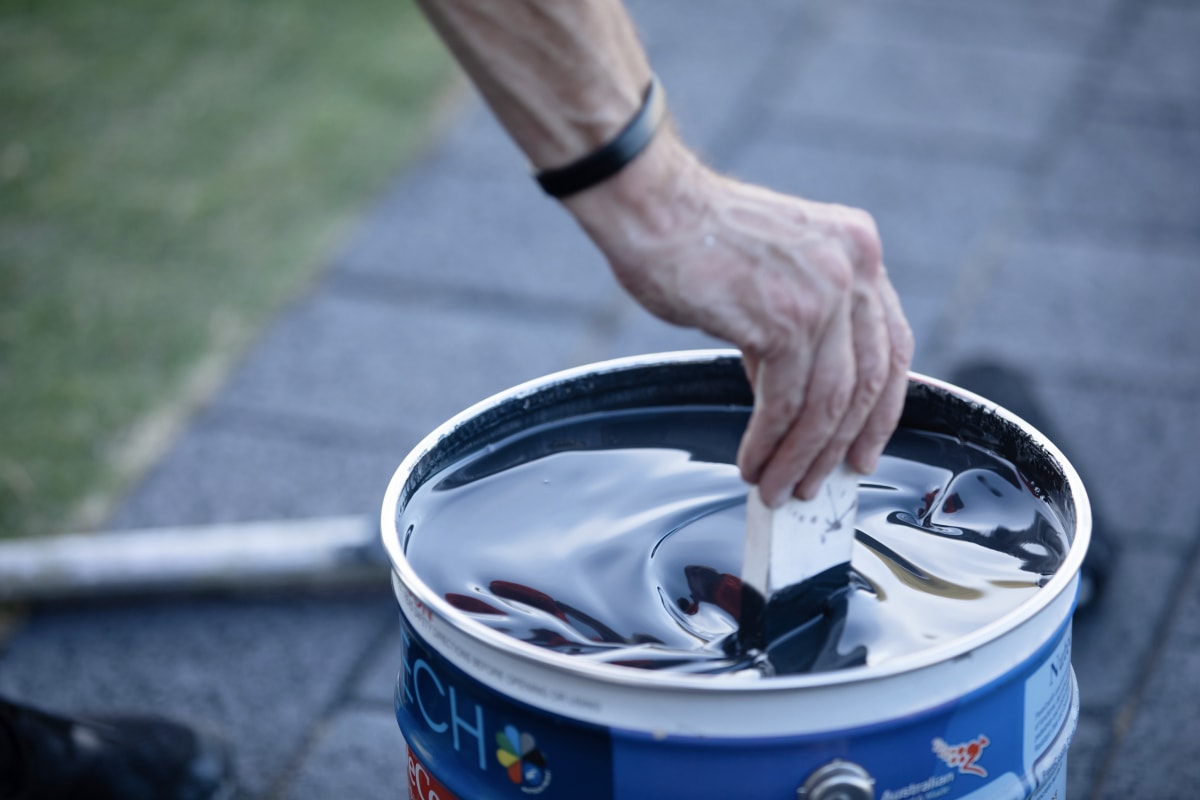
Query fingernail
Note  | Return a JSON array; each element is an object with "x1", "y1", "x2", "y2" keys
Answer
[
  {"x1": 741, "y1": 466, "x2": 763, "y2": 489},
  {"x1": 852, "y1": 452, "x2": 881, "y2": 476},
  {"x1": 764, "y1": 486, "x2": 790, "y2": 509},
  {"x1": 736, "y1": 450, "x2": 755, "y2": 484}
]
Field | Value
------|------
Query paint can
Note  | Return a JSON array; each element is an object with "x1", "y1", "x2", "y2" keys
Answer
[{"x1": 381, "y1": 351, "x2": 1090, "y2": 800}]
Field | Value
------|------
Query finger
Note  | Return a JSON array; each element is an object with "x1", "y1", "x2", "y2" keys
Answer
[
  {"x1": 741, "y1": 351, "x2": 761, "y2": 394},
  {"x1": 755, "y1": 304, "x2": 855, "y2": 505},
  {"x1": 736, "y1": 344, "x2": 811, "y2": 488},
  {"x1": 846, "y1": 274, "x2": 913, "y2": 473},
  {"x1": 796, "y1": 287, "x2": 889, "y2": 497}
]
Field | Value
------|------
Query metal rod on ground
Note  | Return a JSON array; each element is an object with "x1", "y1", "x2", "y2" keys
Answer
[{"x1": 0, "y1": 516, "x2": 389, "y2": 602}]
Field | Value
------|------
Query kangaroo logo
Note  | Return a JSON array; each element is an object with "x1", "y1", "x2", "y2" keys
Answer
[{"x1": 933, "y1": 734, "x2": 990, "y2": 778}]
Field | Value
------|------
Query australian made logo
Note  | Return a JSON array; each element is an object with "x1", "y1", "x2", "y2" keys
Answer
[
  {"x1": 932, "y1": 733, "x2": 990, "y2": 778},
  {"x1": 496, "y1": 724, "x2": 551, "y2": 794},
  {"x1": 880, "y1": 734, "x2": 991, "y2": 800}
]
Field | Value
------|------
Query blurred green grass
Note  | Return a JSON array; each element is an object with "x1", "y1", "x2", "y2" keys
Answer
[{"x1": 0, "y1": 0, "x2": 457, "y2": 537}]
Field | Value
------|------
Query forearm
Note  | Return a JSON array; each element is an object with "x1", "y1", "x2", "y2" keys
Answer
[{"x1": 413, "y1": 0, "x2": 653, "y2": 170}]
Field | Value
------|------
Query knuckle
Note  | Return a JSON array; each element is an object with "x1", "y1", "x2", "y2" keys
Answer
[
  {"x1": 854, "y1": 322, "x2": 890, "y2": 402},
  {"x1": 769, "y1": 390, "x2": 804, "y2": 427},
  {"x1": 840, "y1": 208, "x2": 883, "y2": 273},
  {"x1": 822, "y1": 373, "x2": 855, "y2": 423},
  {"x1": 859, "y1": 356, "x2": 889, "y2": 403},
  {"x1": 745, "y1": 321, "x2": 794, "y2": 365},
  {"x1": 826, "y1": 254, "x2": 855, "y2": 293},
  {"x1": 891, "y1": 320, "x2": 916, "y2": 367}
]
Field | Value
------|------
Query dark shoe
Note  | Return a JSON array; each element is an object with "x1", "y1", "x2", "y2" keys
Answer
[
  {"x1": 0, "y1": 696, "x2": 235, "y2": 800},
  {"x1": 946, "y1": 360, "x2": 1114, "y2": 614}
]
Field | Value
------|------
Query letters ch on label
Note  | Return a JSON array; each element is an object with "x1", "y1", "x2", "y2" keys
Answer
[{"x1": 401, "y1": 627, "x2": 488, "y2": 772}]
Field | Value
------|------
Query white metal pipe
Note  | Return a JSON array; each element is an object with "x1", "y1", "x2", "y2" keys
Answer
[{"x1": 0, "y1": 516, "x2": 388, "y2": 601}]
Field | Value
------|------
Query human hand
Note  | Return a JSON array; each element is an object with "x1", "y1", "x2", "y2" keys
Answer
[{"x1": 565, "y1": 134, "x2": 914, "y2": 508}]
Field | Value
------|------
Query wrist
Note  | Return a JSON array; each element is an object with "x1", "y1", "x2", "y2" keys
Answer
[
  {"x1": 535, "y1": 75, "x2": 667, "y2": 199},
  {"x1": 562, "y1": 129, "x2": 710, "y2": 266}
]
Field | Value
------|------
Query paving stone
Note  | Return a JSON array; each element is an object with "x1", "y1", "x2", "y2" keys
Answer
[
  {"x1": 950, "y1": 237, "x2": 1200, "y2": 377},
  {"x1": 0, "y1": 592, "x2": 393, "y2": 798},
  {"x1": 355, "y1": 625, "x2": 403, "y2": 706},
  {"x1": 1087, "y1": 4, "x2": 1200, "y2": 147},
  {"x1": 284, "y1": 707, "x2": 407, "y2": 800},
  {"x1": 883, "y1": 0, "x2": 1122, "y2": 18},
  {"x1": 626, "y1": 0, "x2": 816, "y2": 47},
  {"x1": 627, "y1": 0, "x2": 826, "y2": 160},
  {"x1": 1024, "y1": 212, "x2": 1200, "y2": 259},
  {"x1": 1107, "y1": 3, "x2": 1200, "y2": 98},
  {"x1": 105, "y1": 415, "x2": 407, "y2": 529},
  {"x1": 1067, "y1": 710, "x2": 1111, "y2": 799},
  {"x1": 333, "y1": 163, "x2": 618, "y2": 308},
  {"x1": 1096, "y1": 542, "x2": 1200, "y2": 798},
  {"x1": 1091, "y1": 85, "x2": 1200, "y2": 132},
  {"x1": 209, "y1": 289, "x2": 591, "y2": 445},
  {"x1": 844, "y1": 0, "x2": 1105, "y2": 56},
  {"x1": 893, "y1": 296, "x2": 952, "y2": 373},
  {"x1": 590, "y1": 295, "x2": 728, "y2": 364},
  {"x1": 768, "y1": 34, "x2": 1084, "y2": 148},
  {"x1": 1036, "y1": 120, "x2": 1200, "y2": 232},
  {"x1": 1073, "y1": 546, "x2": 1187, "y2": 712}
]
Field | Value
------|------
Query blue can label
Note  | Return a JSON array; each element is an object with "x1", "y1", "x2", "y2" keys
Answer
[{"x1": 397, "y1": 610, "x2": 1074, "y2": 800}]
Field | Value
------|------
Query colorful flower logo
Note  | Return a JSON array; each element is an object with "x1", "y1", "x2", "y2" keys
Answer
[{"x1": 496, "y1": 725, "x2": 550, "y2": 792}]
